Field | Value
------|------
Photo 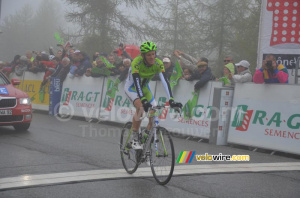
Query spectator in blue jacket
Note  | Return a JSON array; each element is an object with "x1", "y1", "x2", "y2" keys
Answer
[
  {"x1": 187, "y1": 61, "x2": 215, "y2": 91},
  {"x1": 74, "y1": 50, "x2": 92, "y2": 77}
]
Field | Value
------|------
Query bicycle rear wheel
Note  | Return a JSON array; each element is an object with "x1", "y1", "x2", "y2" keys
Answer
[
  {"x1": 150, "y1": 127, "x2": 175, "y2": 185},
  {"x1": 120, "y1": 122, "x2": 139, "y2": 174}
]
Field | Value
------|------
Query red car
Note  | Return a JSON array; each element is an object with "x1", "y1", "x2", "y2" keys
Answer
[{"x1": 0, "y1": 71, "x2": 32, "y2": 131}]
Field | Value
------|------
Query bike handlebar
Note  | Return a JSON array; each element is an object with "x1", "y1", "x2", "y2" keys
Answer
[{"x1": 139, "y1": 105, "x2": 182, "y2": 120}]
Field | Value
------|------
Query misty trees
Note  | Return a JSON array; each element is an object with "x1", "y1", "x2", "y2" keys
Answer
[
  {"x1": 0, "y1": 0, "x2": 63, "y2": 61},
  {"x1": 64, "y1": 0, "x2": 148, "y2": 55},
  {"x1": 64, "y1": 0, "x2": 261, "y2": 76},
  {"x1": 0, "y1": 4, "x2": 35, "y2": 60},
  {"x1": 141, "y1": 0, "x2": 197, "y2": 56},
  {"x1": 142, "y1": 0, "x2": 261, "y2": 76}
]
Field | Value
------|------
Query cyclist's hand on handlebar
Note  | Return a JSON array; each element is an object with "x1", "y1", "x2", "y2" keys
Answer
[
  {"x1": 169, "y1": 99, "x2": 183, "y2": 109},
  {"x1": 142, "y1": 99, "x2": 152, "y2": 112}
]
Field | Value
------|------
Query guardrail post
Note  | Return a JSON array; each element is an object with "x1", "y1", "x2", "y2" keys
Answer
[{"x1": 209, "y1": 87, "x2": 234, "y2": 145}]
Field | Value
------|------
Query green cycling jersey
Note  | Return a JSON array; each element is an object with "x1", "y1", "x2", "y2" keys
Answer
[{"x1": 131, "y1": 55, "x2": 165, "y2": 79}]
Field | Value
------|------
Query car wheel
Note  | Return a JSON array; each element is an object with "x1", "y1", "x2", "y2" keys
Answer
[{"x1": 13, "y1": 123, "x2": 30, "y2": 131}]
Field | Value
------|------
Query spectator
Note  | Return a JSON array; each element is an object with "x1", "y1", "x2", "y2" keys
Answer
[
  {"x1": 253, "y1": 54, "x2": 288, "y2": 84},
  {"x1": 99, "y1": 52, "x2": 108, "y2": 59},
  {"x1": 26, "y1": 51, "x2": 34, "y2": 62},
  {"x1": 92, "y1": 52, "x2": 100, "y2": 67},
  {"x1": 40, "y1": 57, "x2": 59, "y2": 79},
  {"x1": 173, "y1": 50, "x2": 198, "y2": 72},
  {"x1": 51, "y1": 55, "x2": 64, "y2": 77},
  {"x1": 55, "y1": 57, "x2": 71, "y2": 82},
  {"x1": 229, "y1": 60, "x2": 252, "y2": 85},
  {"x1": 39, "y1": 51, "x2": 50, "y2": 61},
  {"x1": 69, "y1": 48, "x2": 75, "y2": 57},
  {"x1": 152, "y1": 57, "x2": 174, "y2": 81},
  {"x1": 15, "y1": 56, "x2": 29, "y2": 76},
  {"x1": 108, "y1": 55, "x2": 116, "y2": 66},
  {"x1": 117, "y1": 58, "x2": 131, "y2": 74},
  {"x1": 186, "y1": 57, "x2": 211, "y2": 81},
  {"x1": 1, "y1": 55, "x2": 21, "y2": 77},
  {"x1": 118, "y1": 43, "x2": 133, "y2": 61},
  {"x1": 217, "y1": 63, "x2": 235, "y2": 86},
  {"x1": 182, "y1": 68, "x2": 192, "y2": 80},
  {"x1": 93, "y1": 52, "x2": 100, "y2": 61},
  {"x1": 224, "y1": 55, "x2": 237, "y2": 74},
  {"x1": 28, "y1": 59, "x2": 45, "y2": 73},
  {"x1": 67, "y1": 50, "x2": 81, "y2": 78},
  {"x1": 107, "y1": 55, "x2": 119, "y2": 76},
  {"x1": 223, "y1": 56, "x2": 234, "y2": 65},
  {"x1": 90, "y1": 57, "x2": 111, "y2": 77},
  {"x1": 188, "y1": 61, "x2": 215, "y2": 91},
  {"x1": 116, "y1": 58, "x2": 131, "y2": 83},
  {"x1": 73, "y1": 50, "x2": 92, "y2": 77}
]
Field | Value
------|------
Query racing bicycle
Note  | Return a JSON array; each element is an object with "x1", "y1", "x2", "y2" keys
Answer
[{"x1": 120, "y1": 105, "x2": 180, "y2": 185}]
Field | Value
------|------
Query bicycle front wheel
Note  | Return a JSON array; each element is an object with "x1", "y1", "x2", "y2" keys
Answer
[
  {"x1": 120, "y1": 122, "x2": 139, "y2": 174},
  {"x1": 150, "y1": 127, "x2": 175, "y2": 185}
]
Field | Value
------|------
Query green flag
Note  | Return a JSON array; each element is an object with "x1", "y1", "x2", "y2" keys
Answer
[
  {"x1": 100, "y1": 56, "x2": 115, "y2": 68},
  {"x1": 106, "y1": 78, "x2": 119, "y2": 98},
  {"x1": 182, "y1": 90, "x2": 200, "y2": 120},
  {"x1": 218, "y1": 76, "x2": 230, "y2": 86},
  {"x1": 170, "y1": 61, "x2": 183, "y2": 90},
  {"x1": 39, "y1": 86, "x2": 45, "y2": 103},
  {"x1": 54, "y1": 32, "x2": 64, "y2": 45},
  {"x1": 91, "y1": 67, "x2": 111, "y2": 76},
  {"x1": 183, "y1": 100, "x2": 192, "y2": 120},
  {"x1": 103, "y1": 78, "x2": 119, "y2": 109}
]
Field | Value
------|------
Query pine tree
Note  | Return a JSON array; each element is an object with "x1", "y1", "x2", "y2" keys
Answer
[{"x1": 64, "y1": 0, "x2": 148, "y2": 55}]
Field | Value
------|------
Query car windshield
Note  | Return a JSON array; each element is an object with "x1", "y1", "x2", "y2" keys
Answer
[{"x1": 0, "y1": 72, "x2": 10, "y2": 85}]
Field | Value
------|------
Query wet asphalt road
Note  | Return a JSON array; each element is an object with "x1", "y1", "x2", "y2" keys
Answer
[{"x1": 0, "y1": 112, "x2": 299, "y2": 198}]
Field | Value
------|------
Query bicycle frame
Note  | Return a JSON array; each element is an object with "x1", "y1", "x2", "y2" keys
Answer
[
  {"x1": 141, "y1": 107, "x2": 169, "y2": 161},
  {"x1": 122, "y1": 106, "x2": 177, "y2": 163},
  {"x1": 121, "y1": 105, "x2": 180, "y2": 185}
]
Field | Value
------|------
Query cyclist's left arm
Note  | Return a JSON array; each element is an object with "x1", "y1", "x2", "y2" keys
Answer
[
  {"x1": 157, "y1": 61, "x2": 182, "y2": 109},
  {"x1": 158, "y1": 72, "x2": 174, "y2": 101}
]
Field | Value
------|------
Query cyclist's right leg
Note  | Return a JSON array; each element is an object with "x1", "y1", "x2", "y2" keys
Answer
[
  {"x1": 127, "y1": 99, "x2": 143, "y2": 149},
  {"x1": 125, "y1": 82, "x2": 156, "y2": 149},
  {"x1": 132, "y1": 98, "x2": 143, "y2": 132},
  {"x1": 124, "y1": 82, "x2": 144, "y2": 149}
]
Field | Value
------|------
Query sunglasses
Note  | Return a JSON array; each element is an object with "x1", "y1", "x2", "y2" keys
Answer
[{"x1": 224, "y1": 59, "x2": 231, "y2": 62}]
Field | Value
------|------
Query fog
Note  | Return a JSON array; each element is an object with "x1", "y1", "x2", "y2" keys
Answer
[
  {"x1": 0, "y1": 0, "x2": 261, "y2": 77},
  {"x1": 0, "y1": 0, "x2": 143, "y2": 62}
]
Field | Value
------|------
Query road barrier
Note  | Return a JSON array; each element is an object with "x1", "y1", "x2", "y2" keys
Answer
[
  {"x1": 228, "y1": 83, "x2": 300, "y2": 155},
  {"x1": 12, "y1": 72, "x2": 300, "y2": 154},
  {"x1": 154, "y1": 80, "x2": 223, "y2": 138},
  {"x1": 59, "y1": 75, "x2": 104, "y2": 120}
]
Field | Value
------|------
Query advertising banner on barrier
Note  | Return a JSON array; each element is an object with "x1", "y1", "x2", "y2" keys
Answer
[
  {"x1": 22, "y1": 72, "x2": 50, "y2": 111},
  {"x1": 257, "y1": 0, "x2": 300, "y2": 72},
  {"x1": 49, "y1": 77, "x2": 62, "y2": 116},
  {"x1": 154, "y1": 80, "x2": 223, "y2": 138},
  {"x1": 59, "y1": 76, "x2": 104, "y2": 119},
  {"x1": 228, "y1": 83, "x2": 300, "y2": 155},
  {"x1": 99, "y1": 76, "x2": 156, "y2": 126}
]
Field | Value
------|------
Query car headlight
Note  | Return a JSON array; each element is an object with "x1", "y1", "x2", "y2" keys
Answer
[{"x1": 20, "y1": 98, "x2": 31, "y2": 105}]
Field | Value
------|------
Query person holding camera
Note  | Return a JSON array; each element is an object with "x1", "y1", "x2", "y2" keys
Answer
[{"x1": 253, "y1": 54, "x2": 288, "y2": 84}]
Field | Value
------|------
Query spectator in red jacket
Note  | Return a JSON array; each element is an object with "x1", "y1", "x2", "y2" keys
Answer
[{"x1": 39, "y1": 57, "x2": 60, "y2": 90}]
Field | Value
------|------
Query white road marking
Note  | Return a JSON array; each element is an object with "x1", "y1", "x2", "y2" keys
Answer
[{"x1": 0, "y1": 162, "x2": 300, "y2": 190}]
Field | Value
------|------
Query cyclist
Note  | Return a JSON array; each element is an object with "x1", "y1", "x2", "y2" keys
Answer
[{"x1": 124, "y1": 41, "x2": 182, "y2": 149}]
